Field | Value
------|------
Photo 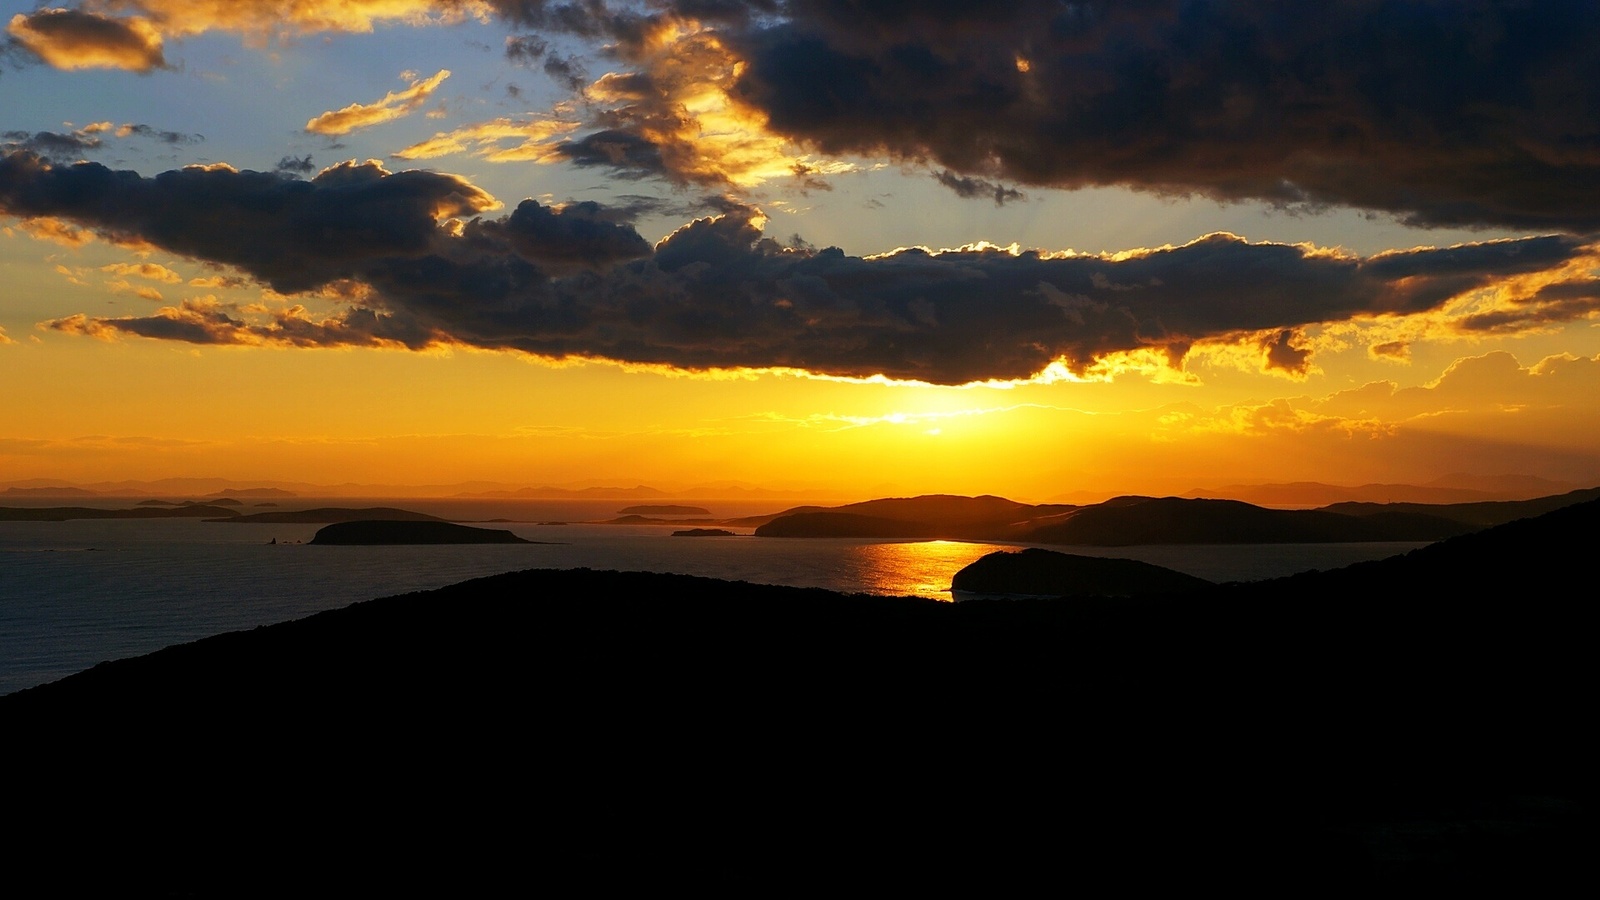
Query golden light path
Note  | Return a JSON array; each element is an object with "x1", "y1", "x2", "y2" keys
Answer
[{"x1": 844, "y1": 540, "x2": 1025, "y2": 601}]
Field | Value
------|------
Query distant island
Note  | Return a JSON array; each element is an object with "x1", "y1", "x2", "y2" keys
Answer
[
  {"x1": 619, "y1": 505, "x2": 712, "y2": 516},
  {"x1": 951, "y1": 548, "x2": 1213, "y2": 597},
  {"x1": 308, "y1": 521, "x2": 538, "y2": 545},
  {"x1": 744, "y1": 488, "x2": 1600, "y2": 545},
  {"x1": 672, "y1": 528, "x2": 736, "y2": 537},
  {"x1": 212, "y1": 507, "x2": 447, "y2": 524},
  {"x1": 0, "y1": 505, "x2": 240, "y2": 522}
]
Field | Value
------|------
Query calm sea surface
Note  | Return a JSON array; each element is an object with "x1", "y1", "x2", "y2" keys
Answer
[{"x1": 0, "y1": 498, "x2": 1428, "y2": 694}]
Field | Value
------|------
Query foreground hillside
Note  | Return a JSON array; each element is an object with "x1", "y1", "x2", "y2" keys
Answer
[{"x1": 5, "y1": 502, "x2": 1596, "y2": 892}]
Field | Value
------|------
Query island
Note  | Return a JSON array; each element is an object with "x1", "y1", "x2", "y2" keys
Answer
[
  {"x1": 950, "y1": 548, "x2": 1213, "y2": 597},
  {"x1": 0, "y1": 505, "x2": 240, "y2": 521},
  {"x1": 619, "y1": 504, "x2": 712, "y2": 515},
  {"x1": 308, "y1": 520, "x2": 538, "y2": 545},
  {"x1": 212, "y1": 507, "x2": 446, "y2": 524},
  {"x1": 671, "y1": 528, "x2": 736, "y2": 537}
]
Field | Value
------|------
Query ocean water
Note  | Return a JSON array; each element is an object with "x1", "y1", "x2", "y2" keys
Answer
[{"x1": 0, "y1": 498, "x2": 1428, "y2": 694}]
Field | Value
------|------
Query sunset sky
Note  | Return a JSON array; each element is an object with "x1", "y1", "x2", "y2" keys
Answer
[{"x1": 4, "y1": 1, "x2": 1600, "y2": 500}]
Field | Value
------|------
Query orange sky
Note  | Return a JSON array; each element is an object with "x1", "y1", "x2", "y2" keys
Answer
[{"x1": 4, "y1": 2, "x2": 1600, "y2": 500}]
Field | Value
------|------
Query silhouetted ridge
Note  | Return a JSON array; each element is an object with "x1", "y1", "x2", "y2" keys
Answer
[
  {"x1": 215, "y1": 506, "x2": 446, "y2": 524},
  {"x1": 1020, "y1": 496, "x2": 1474, "y2": 544},
  {"x1": 4, "y1": 500, "x2": 1596, "y2": 892},
  {"x1": 0, "y1": 504, "x2": 239, "y2": 521}
]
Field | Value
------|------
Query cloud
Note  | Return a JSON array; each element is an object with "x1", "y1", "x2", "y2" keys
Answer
[
  {"x1": 933, "y1": 170, "x2": 1024, "y2": 206},
  {"x1": 7, "y1": 9, "x2": 166, "y2": 72},
  {"x1": 0, "y1": 152, "x2": 500, "y2": 293},
  {"x1": 101, "y1": 261, "x2": 182, "y2": 283},
  {"x1": 11, "y1": 150, "x2": 1600, "y2": 385},
  {"x1": 723, "y1": 0, "x2": 1600, "y2": 232},
  {"x1": 1260, "y1": 329, "x2": 1313, "y2": 378},
  {"x1": 306, "y1": 69, "x2": 452, "y2": 136},
  {"x1": 113, "y1": 123, "x2": 200, "y2": 144},
  {"x1": 393, "y1": 115, "x2": 579, "y2": 162},
  {"x1": 9, "y1": 216, "x2": 93, "y2": 246},
  {"x1": 275, "y1": 155, "x2": 316, "y2": 175},
  {"x1": 34, "y1": 1, "x2": 467, "y2": 43},
  {"x1": 2, "y1": 122, "x2": 201, "y2": 159},
  {"x1": 45, "y1": 299, "x2": 253, "y2": 344},
  {"x1": 2, "y1": 129, "x2": 102, "y2": 157},
  {"x1": 1369, "y1": 340, "x2": 1410, "y2": 363}
]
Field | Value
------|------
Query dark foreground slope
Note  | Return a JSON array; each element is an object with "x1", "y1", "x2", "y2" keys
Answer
[{"x1": 5, "y1": 503, "x2": 1597, "y2": 893}]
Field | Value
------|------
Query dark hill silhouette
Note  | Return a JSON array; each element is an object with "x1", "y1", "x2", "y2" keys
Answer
[
  {"x1": 212, "y1": 506, "x2": 446, "y2": 524},
  {"x1": 4, "y1": 501, "x2": 1596, "y2": 891},
  {"x1": 951, "y1": 547, "x2": 1213, "y2": 596},
  {"x1": 1020, "y1": 496, "x2": 1475, "y2": 544},
  {"x1": 308, "y1": 521, "x2": 535, "y2": 545},
  {"x1": 755, "y1": 511, "x2": 943, "y2": 538},
  {"x1": 618, "y1": 504, "x2": 711, "y2": 515},
  {"x1": 1324, "y1": 485, "x2": 1600, "y2": 528},
  {"x1": 751, "y1": 493, "x2": 1076, "y2": 538}
]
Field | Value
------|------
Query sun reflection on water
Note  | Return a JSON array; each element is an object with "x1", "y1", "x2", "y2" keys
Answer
[{"x1": 845, "y1": 540, "x2": 1024, "y2": 600}]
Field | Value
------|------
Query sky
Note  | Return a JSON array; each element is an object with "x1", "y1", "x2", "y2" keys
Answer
[{"x1": 3, "y1": 0, "x2": 1600, "y2": 500}]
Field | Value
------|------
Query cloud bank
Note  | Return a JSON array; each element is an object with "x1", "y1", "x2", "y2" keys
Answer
[
  {"x1": 16, "y1": 2, "x2": 1600, "y2": 231},
  {"x1": 6, "y1": 150, "x2": 1596, "y2": 385}
]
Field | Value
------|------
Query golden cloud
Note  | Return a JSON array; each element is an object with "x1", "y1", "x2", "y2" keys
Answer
[
  {"x1": 306, "y1": 69, "x2": 452, "y2": 136},
  {"x1": 72, "y1": 1, "x2": 480, "y2": 41},
  {"x1": 7, "y1": 9, "x2": 166, "y2": 71},
  {"x1": 13, "y1": 217, "x2": 94, "y2": 247},
  {"x1": 100, "y1": 261, "x2": 183, "y2": 282},
  {"x1": 393, "y1": 115, "x2": 580, "y2": 162}
]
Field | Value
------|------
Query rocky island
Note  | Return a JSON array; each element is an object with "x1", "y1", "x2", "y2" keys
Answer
[
  {"x1": 308, "y1": 520, "x2": 537, "y2": 545},
  {"x1": 951, "y1": 548, "x2": 1213, "y2": 597}
]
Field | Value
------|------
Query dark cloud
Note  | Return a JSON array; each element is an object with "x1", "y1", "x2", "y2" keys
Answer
[
  {"x1": 1, "y1": 123, "x2": 199, "y2": 159},
  {"x1": 9, "y1": 151, "x2": 1593, "y2": 384},
  {"x1": 542, "y1": 53, "x2": 588, "y2": 92},
  {"x1": 933, "y1": 169, "x2": 1024, "y2": 206},
  {"x1": 504, "y1": 34, "x2": 548, "y2": 64},
  {"x1": 0, "y1": 152, "x2": 499, "y2": 293},
  {"x1": 5, "y1": 8, "x2": 166, "y2": 72},
  {"x1": 116, "y1": 123, "x2": 200, "y2": 144},
  {"x1": 1261, "y1": 329, "x2": 1312, "y2": 377},
  {"x1": 3, "y1": 131, "x2": 102, "y2": 157},
  {"x1": 1370, "y1": 340, "x2": 1410, "y2": 362},
  {"x1": 721, "y1": 0, "x2": 1600, "y2": 232},
  {"x1": 1456, "y1": 280, "x2": 1600, "y2": 334},
  {"x1": 552, "y1": 129, "x2": 668, "y2": 179},
  {"x1": 274, "y1": 155, "x2": 316, "y2": 176}
]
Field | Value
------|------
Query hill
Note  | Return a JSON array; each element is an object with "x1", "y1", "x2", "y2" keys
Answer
[
  {"x1": 950, "y1": 547, "x2": 1213, "y2": 596},
  {"x1": 308, "y1": 521, "x2": 536, "y2": 545},
  {"x1": 6, "y1": 500, "x2": 1596, "y2": 890},
  {"x1": 212, "y1": 506, "x2": 446, "y2": 524}
]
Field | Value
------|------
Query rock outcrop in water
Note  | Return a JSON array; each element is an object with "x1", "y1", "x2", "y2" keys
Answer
[{"x1": 951, "y1": 547, "x2": 1213, "y2": 596}]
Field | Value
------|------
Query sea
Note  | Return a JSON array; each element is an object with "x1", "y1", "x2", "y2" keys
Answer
[{"x1": 0, "y1": 497, "x2": 1429, "y2": 695}]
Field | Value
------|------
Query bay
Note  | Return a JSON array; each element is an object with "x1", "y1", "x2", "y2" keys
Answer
[{"x1": 0, "y1": 498, "x2": 1427, "y2": 694}]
